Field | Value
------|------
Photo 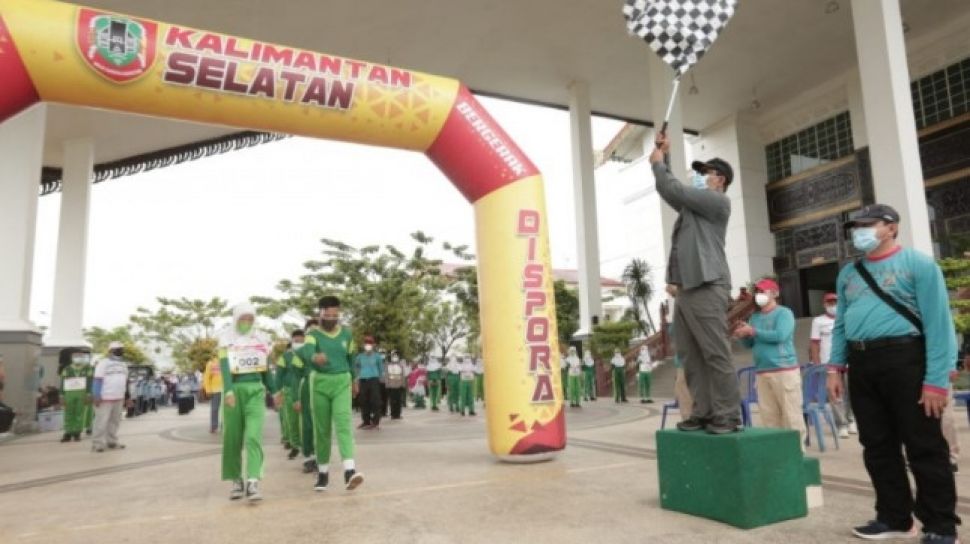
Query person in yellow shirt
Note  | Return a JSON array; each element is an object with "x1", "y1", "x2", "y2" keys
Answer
[{"x1": 203, "y1": 357, "x2": 223, "y2": 433}]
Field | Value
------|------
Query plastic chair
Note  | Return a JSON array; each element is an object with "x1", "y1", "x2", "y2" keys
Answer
[
  {"x1": 737, "y1": 366, "x2": 757, "y2": 427},
  {"x1": 660, "y1": 399, "x2": 679, "y2": 429},
  {"x1": 801, "y1": 364, "x2": 840, "y2": 452}
]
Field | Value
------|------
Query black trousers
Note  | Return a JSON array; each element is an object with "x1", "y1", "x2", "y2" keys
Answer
[
  {"x1": 359, "y1": 378, "x2": 383, "y2": 426},
  {"x1": 388, "y1": 388, "x2": 404, "y2": 419},
  {"x1": 381, "y1": 383, "x2": 389, "y2": 416},
  {"x1": 848, "y1": 340, "x2": 959, "y2": 536}
]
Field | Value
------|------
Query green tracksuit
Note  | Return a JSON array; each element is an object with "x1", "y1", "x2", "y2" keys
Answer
[
  {"x1": 475, "y1": 373, "x2": 485, "y2": 403},
  {"x1": 638, "y1": 372, "x2": 653, "y2": 401},
  {"x1": 583, "y1": 364, "x2": 597, "y2": 401},
  {"x1": 277, "y1": 351, "x2": 304, "y2": 450},
  {"x1": 459, "y1": 367, "x2": 476, "y2": 415},
  {"x1": 567, "y1": 370, "x2": 582, "y2": 407},
  {"x1": 427, "y1": 368, "x2": 442, "y2": 410},
  {"x1": 298, "y1": 326, "x2": 357, "y2": 467},
  {"x1": 446, "y1": 370, "x2": 460, "y2": 413},
  {"x1": 60, "y1": 364, "x2": 92, "y2": 436},
  {"x1": 220, "y1": 345, "x2": 276, "y2": 481}
]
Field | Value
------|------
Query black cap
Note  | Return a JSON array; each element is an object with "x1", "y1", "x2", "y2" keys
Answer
[
  {"x1": 691, "y1": 158, "x2": 734, "y2": 187},
  {"x1": 844, "y1": 203, "x2": 900, "y2": 228}
]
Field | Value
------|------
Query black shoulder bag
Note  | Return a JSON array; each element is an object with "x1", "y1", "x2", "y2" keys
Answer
[{"x1": 854, "y1": 260, "x2": 923, "y2": 334}]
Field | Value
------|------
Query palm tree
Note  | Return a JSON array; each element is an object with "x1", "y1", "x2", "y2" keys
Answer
[{"x1": 622, "y1": 258, "x2": 657, "y2": 336}]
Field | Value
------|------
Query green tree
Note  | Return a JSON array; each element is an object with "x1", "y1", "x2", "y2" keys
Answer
[
  {"x1": 622, "y1": 258, "x2": 657, "y2": 336},
  {"x1": 429, "y1": 301, "x2": 470, "y2": 359},
  {"x1": 83, "y1": 326, "x2": 151, "y2": 365},
  {"x1": 129, "y1": 297, "x2": 230, "y2": 372},
  {"x1": 553, "y1": 280, "x2": 580, "y2": 345},
  {"x1": 589, "y1": 321, "x2": 637, "y2": 360},
  {"x1": 183, "y1": 337, "x2": 219, "y2": 374}
]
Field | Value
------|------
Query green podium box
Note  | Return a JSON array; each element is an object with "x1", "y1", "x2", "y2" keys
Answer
[{"x1": 657, "y1": 427, "x2": 808, "y2": 529}]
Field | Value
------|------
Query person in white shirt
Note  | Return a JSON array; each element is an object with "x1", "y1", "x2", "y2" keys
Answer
[
  {"x1": 610, "y1": 349, "x2": 628, "y2": 403},
  {"x1": 810, "y1": 292, "x2": 855, "y2": 438},
  {"x1": 91, "y1": 341, "x2": 130, "y2": 452},
  {"x1": 458, "y1": 357, "x2": 477, "y2": 416},
  {"x1": 565, "y1": 347, "x2": 583, "y2": 408},
  {"x1": 637, "y1": 346, "x2": 655, "y2": 404},
  {"x1": 582, "y1": 352, "x2": 597, "y2": 401}
]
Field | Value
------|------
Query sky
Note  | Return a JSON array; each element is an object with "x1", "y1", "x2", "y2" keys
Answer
[{"x1": 29, "y1": 97, "x2": 632, "y2": 331}]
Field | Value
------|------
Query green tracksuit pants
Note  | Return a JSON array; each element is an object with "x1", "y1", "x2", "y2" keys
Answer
[
  {"x1": 638, "y1": 372, "x2": 653, "y2": 401},
  {"x1": 282, "y1": 389, "x2": 301, "y2": 449},
  {"x1": 279, "y1": 402, "x2": 288, "y2": 444},
  {"x1": 446, "y1": 375, "x2": 460, "y2": 412},
  {"x1": 429, "y1": 381, "x2": 441, "y2": 410},
  {"x1": 561, "y1": 368, "x2": 568, "y2": 397},
  {"x1": 459, "y1": 379, "x2": 475, "y2": 415},
  {"x1": 583, "y1": 368, "x2": 597, "y2": 401},
  {"x1": 309, "y1": 372, "x2": 355, "y2": 466},
  {"x1": 475, "y1": 375, "x2": 485, "y2": 402},
  {"x1": 222, "y1": 381, "x2": 267, "y2": 481},
  {"x1": 613, "y1": 367, "x2": 627, "y2": 402},
  {"x1": 567, "y1": 374, "x2": 581, "y2": 406},
  {"x1": 299, "y1": 379, "x2": 315, "y2": 458},
  {"x1": 63, "y1": 391, "x2": 87, "y2": 435}
]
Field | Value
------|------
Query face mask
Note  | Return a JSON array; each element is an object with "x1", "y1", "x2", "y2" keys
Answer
[
  {"x1": 825, "y1": 305, "x2": 837, "y2": 315},
  {"x1": 292, "y1": 342, "x2": 305, "y2": 350},
  {"x1": 755, "y1": 293, "x2": 771, "y2": 306},
  {"x1": 110, "y1": 349, "x2": 124, "y2": 358},
  {"x1": 852, "y1": 227, "x2": 880, "y2": 253},
  {"x1": 392, "y1": 355, "x2": 399, "y2": 362},
  {"x1": 364, "y1": 344, "x2": 373, "y2": 352},
  {"x1": 691, "y1": 171, "x2": 708, "y2": 190},
  {"x1": 320, "y1": 318, "x2": 338, "y2": 331},
  {"x1": 236, "y1": 322, "x2": 253, "y2": 335}
]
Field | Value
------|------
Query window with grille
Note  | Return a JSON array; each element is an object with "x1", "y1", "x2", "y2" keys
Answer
[
  {"x1": 911, "y1": 56, "x2": 970, "y2": 130},
  {"x1": 765, "y1": 112, "x2": 854, "y2": 183}
]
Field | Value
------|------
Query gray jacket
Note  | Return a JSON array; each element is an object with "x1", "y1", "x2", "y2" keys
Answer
[{"x1": 652, "y1": 161, "x2": 731, "y2": 290}]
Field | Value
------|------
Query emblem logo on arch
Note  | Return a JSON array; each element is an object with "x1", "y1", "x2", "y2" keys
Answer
[{"x1": 76, "y1": 8, "x2": 157, "y2": 83}]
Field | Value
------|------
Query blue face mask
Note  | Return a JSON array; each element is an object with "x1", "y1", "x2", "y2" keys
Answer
[
  {"x1": 852, "y1": 227, "x2": 880, "y2": 253},
  {"x1": 691, "y1": 171, "x2": 708, "y2": 190}
]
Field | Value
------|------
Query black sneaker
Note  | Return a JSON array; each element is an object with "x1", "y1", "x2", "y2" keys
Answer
[
  {"x1": 314, "y1": 472, "x2": 328, "y2": 492},
  {"x1": 302, "y1": 459, "x2": 318, "y2": 474},
  {"x1": 229, "y1": 480, "x2": 245, "y2": 500},
  {"x1": 287, "y1": 448, "x2": 299, "y2": 460},
  {"x1": 73, "y1": 433, "x2": 81, "y2": 442},
  {"x1": 60, "y1": 433, "x2": 71, "y2": 443},
  {"x1": 645, "y1": 399, "x2": 654, "y2": 404},
  {"x1": 920, "y1": 532, "x2": 960, "y2": 544},
  {"x1": 676, "y1": 417, "x2": 708, "y2": 432},
  {"x1": 851, "y1": 520, "x2": 916, "y2": 540},
  {"x1": 245, "y1": 480, "x2": 262, "y2": 502},
  {"x1": 345, "y1": 469, "x2": 364, "y2": 491},
  {"x1": 85, "y1": 429, "x2": 92, "y2": 436},
  {"x1": 706, "y1": 419, "x2": 742, "y2": 435}
]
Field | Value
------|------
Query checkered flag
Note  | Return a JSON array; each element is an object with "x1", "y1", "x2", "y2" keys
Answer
[{"x1": 623, "y1": 0, "x2": 737, "y2": 75}]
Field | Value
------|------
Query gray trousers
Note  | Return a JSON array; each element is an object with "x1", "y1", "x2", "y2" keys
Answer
[
  {"x1": 92, "y1": 400, "x2": 123, "y2": 448},
  {"x1": 209, "y1": 392, "x2": 222, "y2": 431},
  {"x1": 675, "y1": 284, "x2": 741, "y2": 423}
]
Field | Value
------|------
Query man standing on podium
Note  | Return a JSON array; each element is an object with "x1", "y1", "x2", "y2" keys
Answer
[{"x1": 650, "y1": 133, "x2": 741, "y2": 435}]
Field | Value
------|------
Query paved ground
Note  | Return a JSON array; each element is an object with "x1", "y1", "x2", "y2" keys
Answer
[{"x1": 0, "y1": 398, "x2": 967, "y2": 543}]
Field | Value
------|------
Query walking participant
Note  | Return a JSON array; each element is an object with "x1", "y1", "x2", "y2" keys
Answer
[
  {"x1": 582, "y1": 352, "x2": 597, "y2": 402},
  {"x1": 354, "y1": 337, "x2": 385, "y2": 430},
  {"x1": 297, "y1": 319, "x2": 319, "y2": 473},
  {"x1": 385, "y1": 351, "x2": 406, "y2": 420},
  {"x1": 474, "y1": 357, "x2": 485, "y2": 404},
  {"x1": 566, "y1": 347, "x2": 582, "y2": 408},
  {"x1": 650, "y1": 134, "x2": 742, "y2": 435},
  {"x1": 810, "y1": 293, "x2": 855, "y2": 438},
  {"x1": 827, "y1": 204, "x2": 960, "y2": 543},
  {"x1": 637, "y1": 346, "x2": 655, "y2": 404},
  {"x1": 426, "y1": 357, "x2": 443, "y2": 411},
  {"x1": 297, "y1": 296, "x2": 365, "y2": 493},
  {"x1": 277, "y1": 330, "x2": 306, "y2": 460},
  {"x1": 219, "y1": 303, "x2": 276, "y2": 502},
  {"x1": 459, "y1": 356, "x2": 476, "y2": 416},
  {"x1": 445, "y1": 356, "x2": 461, "y2": 413},
  {"x1": 60, "y1": 349, "x2": 93, "y2": 442},
  {"x1": 733, "y1": 279, "x2": 806, "y2": 446},
  {"x1": 202, "y1": 356, "x2": 223, "y2": 433},
  {"x1": 610, "y1": 349, "x2": 628, "y2": 403},
  {"x1": 91, "y1": 341, "x2": 130, "y2": 452}
]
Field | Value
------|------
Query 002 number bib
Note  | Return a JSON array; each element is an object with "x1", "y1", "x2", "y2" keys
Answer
[
  {"x1": 227, "y1": 344, "x2": 269, "y2": 375},
  {"x1": 63, "y1": 377, "x2": 87, "y2": 392}
]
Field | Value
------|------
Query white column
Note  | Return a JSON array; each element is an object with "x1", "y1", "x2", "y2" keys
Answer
[
  {"x1": 845, "y1": 71, "x2": 869, "y2": 150},
  {"x1": 646, "y1": 54, "x2": 688, "y2": 254},
  {"x1": 46, "y1": 138, "x2": 94, "y2": 347},
  {"x1": 0, "y1": 104, "x2": 46, "y2": 332},
  {"x1": 851, "y1": 0, "x2": 932, "y2": 253},
  {"x1": 568, "y1": 80, "x2": 603, "y2": 336}
]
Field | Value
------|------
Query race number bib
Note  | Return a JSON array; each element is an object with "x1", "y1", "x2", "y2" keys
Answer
[
  {"x1": 388, "y1": 365, "x2": 403, "y2": 376},
  {"x1": 461, "y1": 371, "x2": 475, "y2": 381},
  {"x1": 568, "y1": 366, "x2": 582, "y2": 376},
  {"x1": 639, "y1": 362, "x2": 652, "y2": 373},
  {"x1": 227, "y1": 344, "x2": 269, "y2": 375},
  {"x1": 64, "y1": 377, "x2": 87, "y2": 392}
]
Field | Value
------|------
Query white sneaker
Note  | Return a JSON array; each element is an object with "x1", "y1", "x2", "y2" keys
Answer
[
  {"x1": 246, "y1": 480, "x2": 262, "y2": 502},
  {"x1": 848, "y1": 422, "x2": 858, "y2": 435},
  {"x1": 839, "y1": 426, "x2": 850, "y2": 439},
  {"x1": 229, "y1": 480, "x2": 244, "y2": 500}
]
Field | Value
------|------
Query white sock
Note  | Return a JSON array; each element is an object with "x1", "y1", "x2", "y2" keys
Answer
[
  {"x1": 304, "y1": 455, "x2": 313, "y2": 462},
  {"x1": 318, "y1": 464, "x2": 329, "y2": 474},
  {"x1": 247, "y1": 478, "x2": 258, "y2": 484},
  {"x1": 343, "y1": 459, "x2": 355, "y2": 471}
]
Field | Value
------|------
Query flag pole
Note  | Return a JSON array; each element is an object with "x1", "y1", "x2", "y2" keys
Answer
[{"x1": 656, "y1": 76, "x2": 681, "y2": 145}]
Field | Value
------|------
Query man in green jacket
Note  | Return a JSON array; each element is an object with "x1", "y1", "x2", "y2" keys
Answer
[{"x1": 298, "y1": 296, "x2": 365, "y2": 493}]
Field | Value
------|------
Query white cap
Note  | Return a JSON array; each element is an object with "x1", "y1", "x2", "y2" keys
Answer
[{"x1": 108, "y1": 341, "x2": 124, "y2": 350}]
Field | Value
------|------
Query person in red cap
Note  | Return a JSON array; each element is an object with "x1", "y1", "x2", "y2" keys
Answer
[
  {"x1": 810, "y1": 292, "x2": 855, "y2": 438},
  {"x1": 733, "y1": 278, "x2": 806, "y2": 445},
  {"x1": 353, "y1": 335, "x2": 385, "y2": 430}
]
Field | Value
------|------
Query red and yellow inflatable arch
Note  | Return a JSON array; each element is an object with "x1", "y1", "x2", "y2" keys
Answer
[{"x1": 0, "y1": 0, "x2": 564, "y2": 460}]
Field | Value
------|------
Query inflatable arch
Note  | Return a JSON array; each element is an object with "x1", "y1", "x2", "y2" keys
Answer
[{"x1": 0, "y1": 0, "x2": 564, "y2": 460}]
